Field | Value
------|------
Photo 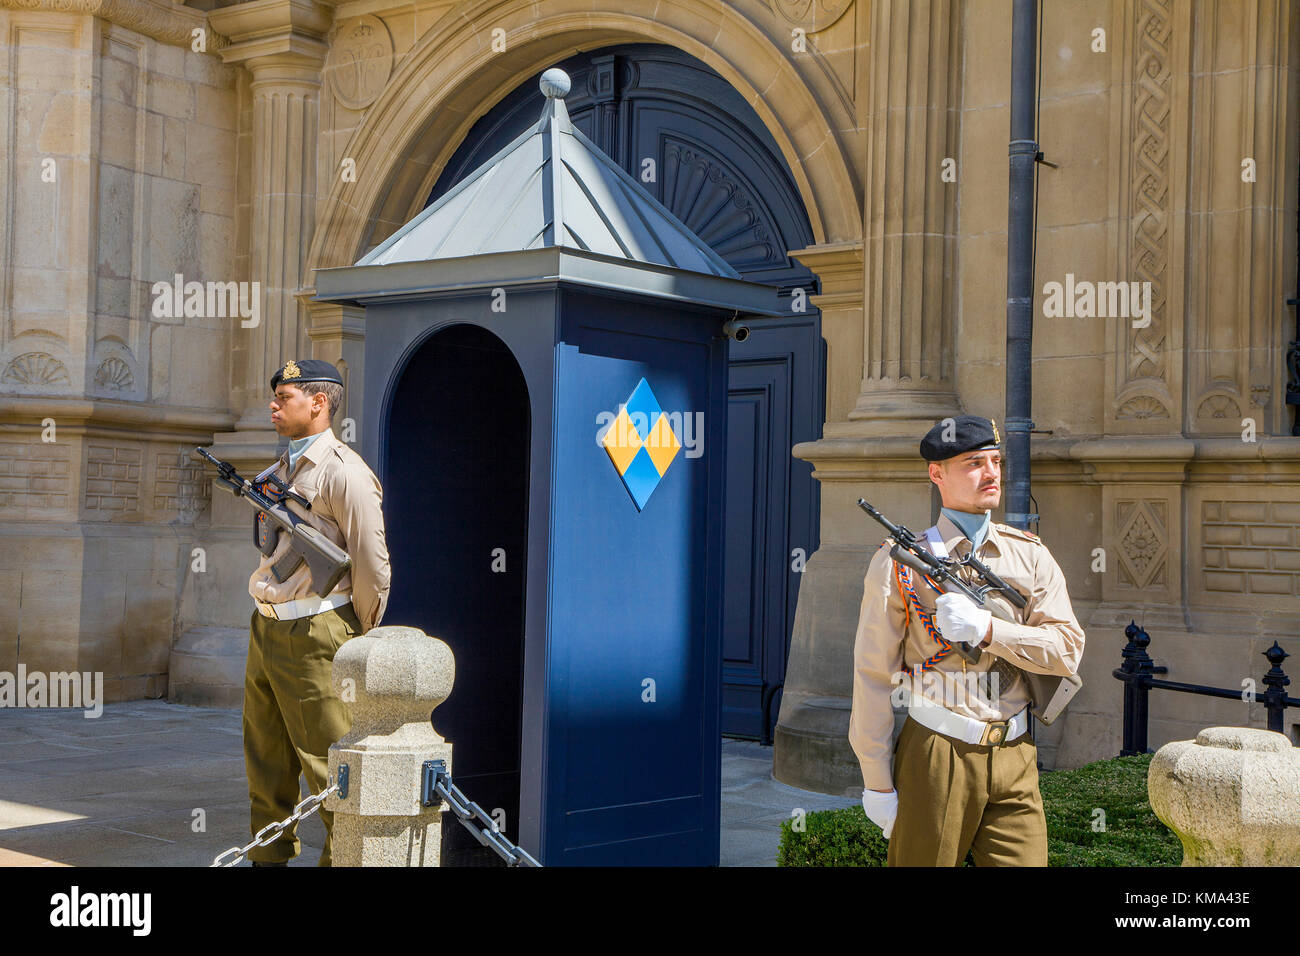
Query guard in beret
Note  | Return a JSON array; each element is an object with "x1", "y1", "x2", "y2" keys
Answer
[
  {"x1": 268, "y1": 357, "x2": 344, "y2": 392},
  {"x1": 242, "y1": 358, "x2": 391, "y2": 866},
  {"x1": 849, "y1": 414, "x2": 1085, "y2": 866},
  {"x1": 918, "y1": 413, "x2": 1002, "y2": 462}
]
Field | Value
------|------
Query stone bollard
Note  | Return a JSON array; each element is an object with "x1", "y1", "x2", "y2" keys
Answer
[
  {"x1": 1148, "y1": 726, "x2": 1300, "y2": 866},
  {"x1": 325, "y1": 626, "x2": 455, "y2": 866}
]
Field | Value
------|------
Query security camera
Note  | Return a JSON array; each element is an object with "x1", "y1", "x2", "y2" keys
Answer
[{"x1": 722, "y1": 319, "x2": 749, "y2": 342}]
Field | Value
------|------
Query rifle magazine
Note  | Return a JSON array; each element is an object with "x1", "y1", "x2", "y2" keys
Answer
[{"x1": 271, "y1": 551, "x2": 304, "y2": 583}]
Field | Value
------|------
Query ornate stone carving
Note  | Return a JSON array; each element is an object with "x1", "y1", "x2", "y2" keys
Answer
[
  {"x1": 1195, "y1": 392, "x2": 1242, "y2": 421},
  {"x1": 1116, "y1": 499, "x2": 1168, "y2": 589},
  {"x1": 0, "y1": 0, "x2": 227, "y2": 50},
  {"x1": 1108, "y1": 0, "x2": 1176, "y2": 434},
  {"x1": 770, "y1": 0, "x2": 854, "y2": 31},
  {"x1": 94, "y1": 356, "x2": 135, "y2": 390},
  {"x1": 662, "y1": 140, "x2": 780, "y2": 272},
  {"x1": 1116, "y1": 394, "x2": 1169, "y2": 420},
  {"x1": 1126, "y1": 0, "x2": 1171, "y2": 391},
  {"x1": 324, "y1": 16, "x2": 392, "y2": 111},
  {"x1": 3, "y1": 352, "x2": 71, "y2": 386}
]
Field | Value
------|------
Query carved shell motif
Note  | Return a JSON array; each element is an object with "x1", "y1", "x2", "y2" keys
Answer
[
  {"x1": 1115, "y1": 395, "x2": 1167, "y2": 420},
  {"x1": 94, "y1": 356, "x2": 135, "y2": 390},
  {"x1": 1196, "y1": 394, "x2": 1241, "y2": 420},
  {"x1": 3, "y1": 352, "x2": 71, "y2": 386}
]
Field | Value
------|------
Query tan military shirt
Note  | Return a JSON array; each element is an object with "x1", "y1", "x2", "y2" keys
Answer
[
  {"x1": 848, "y1": 513, "x2": 1085, "y2": 791},
  {"x1": 247, "y1": 427, "x2": 391, "y2": 633}
]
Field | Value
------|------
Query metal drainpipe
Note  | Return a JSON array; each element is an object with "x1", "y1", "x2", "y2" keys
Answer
[
  {"x1": 1004, "y1": 0, "x2": 1039, "y2": 531},
  {"x1": 1288, "y1": 156, "x2": 1299, "y2": 435}
]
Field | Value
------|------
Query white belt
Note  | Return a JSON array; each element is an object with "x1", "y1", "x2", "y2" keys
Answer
[
  {"x1": 906, "y1": 692, "x2": 1029, "y2": 747},
  {"x1": 255, "y1": 592, "x2": 351, "y2": 621}
]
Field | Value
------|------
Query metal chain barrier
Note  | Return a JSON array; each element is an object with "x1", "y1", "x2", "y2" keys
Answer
[
  {"x1": 422, "y1": 760, "x2": 542, "y2": 867},
  {"x1": 213, "y1": 761, "x2": 541, "y2": 867},
  {"x1": 211, "y1": 780, "x2": 340, "y2": 867}
]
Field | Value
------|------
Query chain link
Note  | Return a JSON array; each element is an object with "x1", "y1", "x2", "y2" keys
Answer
[
  {"x1": 433, "y1": 771, "x2": 541, "y2": 867},
  {"x1": 211, "y1": 780, "x2": 339, "y2": 867},
  {"x1": 213, "y1": 764, "x2": 542, "y2": 867}
]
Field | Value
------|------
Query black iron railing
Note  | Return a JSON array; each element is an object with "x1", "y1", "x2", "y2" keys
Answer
[{"x1": 1112, "y1": 621, "x2": 1300, "y2": 756}]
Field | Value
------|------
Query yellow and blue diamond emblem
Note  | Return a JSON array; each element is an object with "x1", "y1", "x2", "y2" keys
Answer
[{"x1": 602, "y1": 378, "x2": 681, "y2": 511}]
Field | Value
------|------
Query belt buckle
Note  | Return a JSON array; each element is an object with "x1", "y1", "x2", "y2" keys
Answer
[
  {"x1": 982, "y1": 719, "x2": 1010, "y2": 746},
  {"x1": 256, "y1": 600, "x2": 279, "y2": 620}
]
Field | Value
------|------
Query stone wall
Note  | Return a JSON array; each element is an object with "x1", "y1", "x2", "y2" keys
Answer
[
  {"x1": 0, "y1": 6, "x2": 238, "y2": 700},
  {"x1": 778, "y1": 0, "x2": 1300, "y2": 792},
  {"x1": 1, "y1": 0, "x2": 1296, "y2": 774}
]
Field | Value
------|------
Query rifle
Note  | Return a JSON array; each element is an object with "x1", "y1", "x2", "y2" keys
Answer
[
  {"x1": 857, "y1": 498, "x2": 1081, "y2": 723},
  {"x1": 197, "y1": 447, "x2": 352, "y2": 598}
]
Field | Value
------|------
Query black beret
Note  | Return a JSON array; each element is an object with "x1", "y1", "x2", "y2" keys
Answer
[
  {"x1": 270, "y1": 358, "x2": 343, "y2": 391},
  {"x1": 920, "y1": 415, "x2": 1001, "y2": 462}
]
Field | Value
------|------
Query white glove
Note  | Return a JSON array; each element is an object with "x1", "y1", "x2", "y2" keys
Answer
[
  {"x1": 861, "y1": 789, "x2": 898, "y2": 838},
  {"x1": 934, "y1": 592, "x2": 992, "y2": 648}
]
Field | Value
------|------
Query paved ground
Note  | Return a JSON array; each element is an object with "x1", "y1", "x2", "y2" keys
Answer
[{"x1": 0, "y1": 700, "x2": 857, "y2": 867}]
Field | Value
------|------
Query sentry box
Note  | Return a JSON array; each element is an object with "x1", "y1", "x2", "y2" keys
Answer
[{"x1": 313, "y1": 71, "x2": 781, "y2": 865}]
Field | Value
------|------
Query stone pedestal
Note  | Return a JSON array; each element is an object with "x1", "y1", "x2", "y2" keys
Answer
[
  {"x1": 1148, "y1": 726, "x2": 1300, "y2": 866},
  {"x1": 326, "y1": 625, "x2": 454, "y2": 867}
]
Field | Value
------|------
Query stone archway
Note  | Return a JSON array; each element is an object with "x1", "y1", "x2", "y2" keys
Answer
[{"x1": 303, "y1": 2, "x2": 861, "y2": 283}]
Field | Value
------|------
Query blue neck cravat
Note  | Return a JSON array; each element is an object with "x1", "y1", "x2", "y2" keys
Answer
[
  {"x1": 288, "y1": 431, "x2": 325, "y2": 474},
  {"x1": 941, "y1": 506, "x2": 991, "y2": 551}
]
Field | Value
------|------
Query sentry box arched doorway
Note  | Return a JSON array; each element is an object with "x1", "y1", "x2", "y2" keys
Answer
[{"x1": 313, "y1": 71, "x2": 782, "y2": 865}]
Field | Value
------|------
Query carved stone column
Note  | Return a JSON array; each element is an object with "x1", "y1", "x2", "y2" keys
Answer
[
  {"x1": 774, "y1": 0, "x2": 962, "y2": 795},
  {"x1": 791, "y1": 241, "x2": 864, "y2": 427},
  {"x1": 846, "y1": 0, "x2": 961, "y2": 432},
  {"x1": 1179, "y1": 0, "x2": 1294, "y2": 437},
  {"x1": 170, "y1": 0, "x2": 332, "y2": 707},
  {"x1": 210, "y1": 0, "x2": 331, "y2": 441}
]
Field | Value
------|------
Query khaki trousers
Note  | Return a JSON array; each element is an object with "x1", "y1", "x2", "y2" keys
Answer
[
  {"x1": 243, "y1": 603, "x2": 361, "y2": 866},
  {"x1": 887, "y1": 714, "x2": 1048, "y2": 867}
]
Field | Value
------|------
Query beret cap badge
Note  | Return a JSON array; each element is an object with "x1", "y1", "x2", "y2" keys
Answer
[
  {"x1": 919, "y1": 414, "x2": 1002, "y2": 462},
  {"x1": 269, "y1": 358, "x2": 342, "y2": 391}
]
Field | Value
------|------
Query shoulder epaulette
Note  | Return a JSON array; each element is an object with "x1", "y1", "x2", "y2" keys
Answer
[{"x1": 995, "y1": 522, "x2": 1041, "y2": 544}]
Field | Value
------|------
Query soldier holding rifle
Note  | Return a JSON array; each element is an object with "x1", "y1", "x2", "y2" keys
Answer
[
  {"x1": 201, "y1": 358, "x2": 390, "y2": 867},
  {"x1": 849, "y1": 415, "x2": 1084, "y2": 866}
]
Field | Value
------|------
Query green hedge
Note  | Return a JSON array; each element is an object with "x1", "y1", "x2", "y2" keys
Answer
[{"x1": 777, "y1": 753, "x2": 1183, "y2": 866}]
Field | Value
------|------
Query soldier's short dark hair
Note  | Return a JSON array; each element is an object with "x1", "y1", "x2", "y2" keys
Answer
[{"x1": 297, "y1": 381, "x2": 343, "y2": 422}]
